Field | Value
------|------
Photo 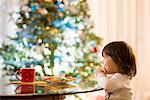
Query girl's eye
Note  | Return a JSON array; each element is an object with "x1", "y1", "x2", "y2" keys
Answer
[{"x1": 103, "y1": 56, "x2": 107, "y2": 59}]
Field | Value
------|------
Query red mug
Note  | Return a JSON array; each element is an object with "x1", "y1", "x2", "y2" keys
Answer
[{"x1": 15, "y1": 68, "x2": 35, "y2": 82}]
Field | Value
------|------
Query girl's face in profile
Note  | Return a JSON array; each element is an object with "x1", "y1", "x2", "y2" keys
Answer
[{"x1": 102, "y1": 52, "x2": 119, "y2": 74}]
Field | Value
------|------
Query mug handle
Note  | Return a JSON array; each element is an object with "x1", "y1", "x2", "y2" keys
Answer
[
  {"x1": 15, "y1": 70, "x2": 22, "y2": 81},
  {"x1": 15, "y1": 85, "x2": 21, "y2": 94}
]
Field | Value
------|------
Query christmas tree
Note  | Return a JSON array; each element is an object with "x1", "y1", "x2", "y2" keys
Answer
[{"x1": 0, "y1": 0, "x2": 102, "y2": 86}]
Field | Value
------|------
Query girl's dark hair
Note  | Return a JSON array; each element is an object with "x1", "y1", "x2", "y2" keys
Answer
[{"x1": 102, "y1": 41, "x2": 136, "y2": 77}]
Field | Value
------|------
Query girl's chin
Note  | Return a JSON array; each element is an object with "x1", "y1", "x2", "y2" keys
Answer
[{"x1": 107, "y1": 72, "x2": 114, "y2": 74}]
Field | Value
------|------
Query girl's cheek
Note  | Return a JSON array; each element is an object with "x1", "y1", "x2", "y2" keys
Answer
[{"x1": 101, "y1": 59, "x2": 105, "y2": 65}]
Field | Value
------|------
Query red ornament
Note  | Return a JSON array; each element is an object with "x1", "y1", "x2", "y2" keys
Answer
[{"x1": 92, "y1": 47, "x2": 98, "y2": 53}]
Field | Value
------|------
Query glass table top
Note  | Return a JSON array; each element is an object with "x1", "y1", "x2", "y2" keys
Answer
[{"x1": 0, "y1": 76, "x2": 103, "y2": 96}]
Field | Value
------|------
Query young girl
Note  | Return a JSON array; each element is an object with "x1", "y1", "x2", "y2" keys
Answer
[{"x1": 96, "y1": 41, "x2": 136, "y2": 100}]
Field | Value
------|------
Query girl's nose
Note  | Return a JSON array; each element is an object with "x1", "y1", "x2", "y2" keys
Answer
[{"x1": 100, "y1": 59, "x2": 104, "y2": 64}]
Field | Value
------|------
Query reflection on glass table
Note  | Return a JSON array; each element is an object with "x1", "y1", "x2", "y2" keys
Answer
[{"x1": 0, "y1": 76, "x2": 103, "y2": 100}]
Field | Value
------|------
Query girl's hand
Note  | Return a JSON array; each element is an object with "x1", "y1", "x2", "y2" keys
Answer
[
  {"x1": 102, "y1": 67, "x2": 107, "y2": 74},
  {"x1": 96, "y1": 67, "x2": 107, "y2": 76}
]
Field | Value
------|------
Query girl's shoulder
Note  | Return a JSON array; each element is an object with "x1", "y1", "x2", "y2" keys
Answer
[{"x1": 111, "y1": 73, "x2": 131, "y2": 80}]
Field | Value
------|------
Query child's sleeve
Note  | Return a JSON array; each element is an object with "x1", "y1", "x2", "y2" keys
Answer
[
  {"x1": 104, "y1": 73, "x2": 130, "y2": 93},
  {"x1": 96, "y1": 72, "x2": 109, "y2": 89},
  {"x1": 97, "y1": 73, "x2": 130, "y2": 93}
]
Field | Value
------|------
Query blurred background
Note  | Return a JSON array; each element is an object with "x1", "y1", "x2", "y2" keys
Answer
[{"x1": 0, "y1": 0, "x2": 150, "y2": 100}]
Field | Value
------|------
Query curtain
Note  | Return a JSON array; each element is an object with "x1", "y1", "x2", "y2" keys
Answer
[
  {"x1": 90, "y1": 0, "x2": 150, "y2": 100},
  {"x1": 0, "y1": 0, "x2": 20, "y2": 77},
  {"x1": 0, "y1": 0, "x2": 19, "y2": 44}
]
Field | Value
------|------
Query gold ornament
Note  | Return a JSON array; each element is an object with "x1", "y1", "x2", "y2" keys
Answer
[{"x1": 44, "y1": 0, "x2": 53, "y2": 3}]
